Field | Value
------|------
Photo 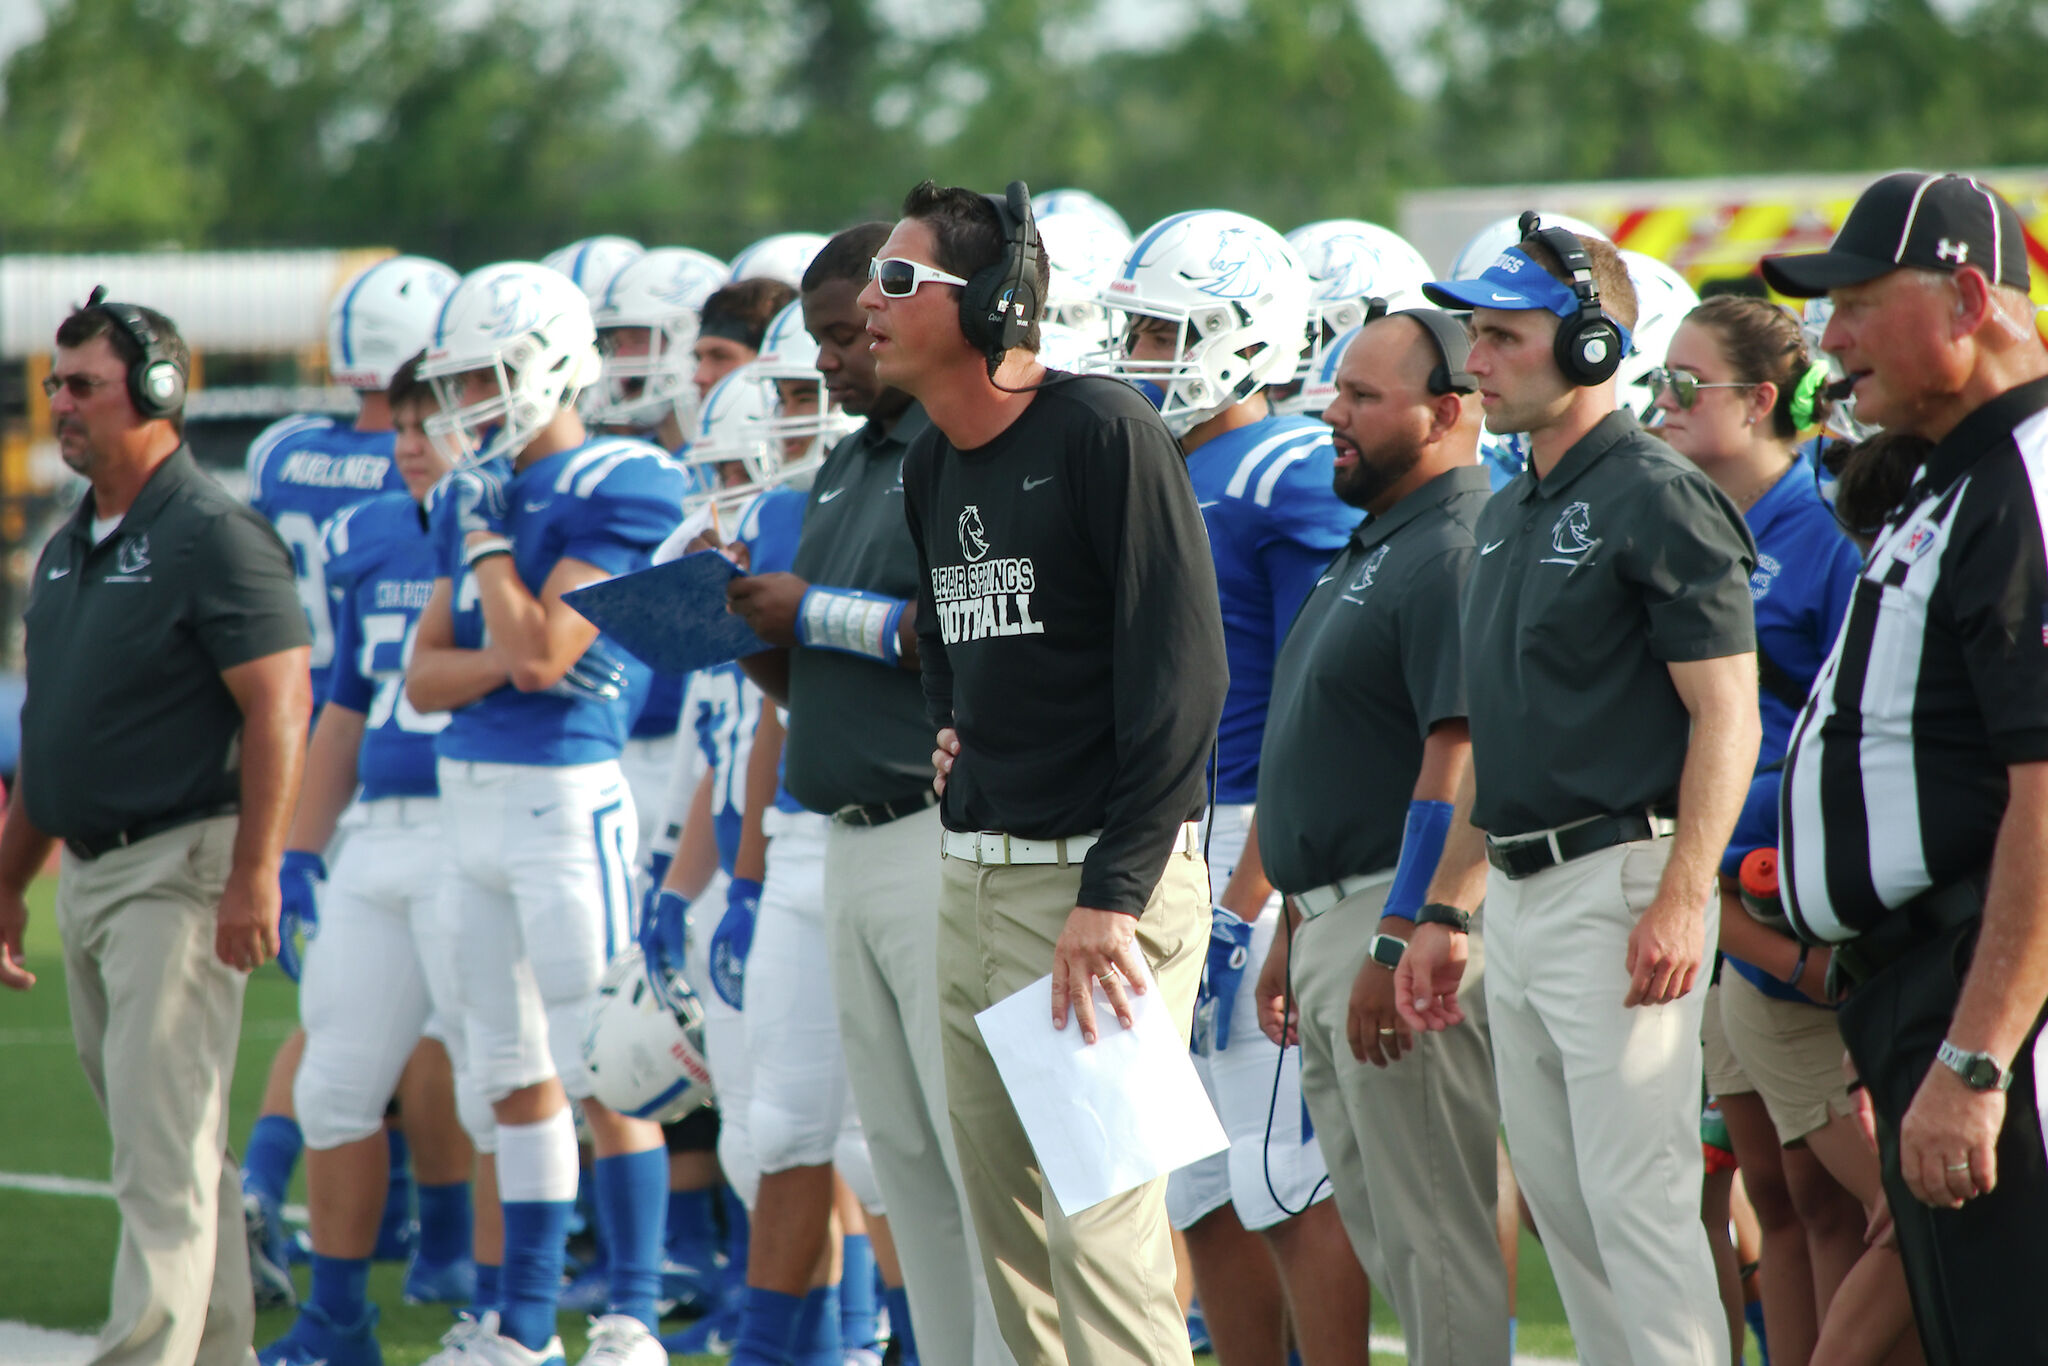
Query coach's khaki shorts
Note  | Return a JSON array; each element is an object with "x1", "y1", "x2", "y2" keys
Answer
[
  {"x1": 1718, "y1": 966, "x2": 1856, "y2": 1145},
  {"x1": 1701, "y1": 977, "x2": 1752, "y2": 1098}
]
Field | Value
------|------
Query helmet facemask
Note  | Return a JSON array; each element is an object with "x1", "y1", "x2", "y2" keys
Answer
[{"x1": 593, "y1": 320, "x2": 701, "y2": 434}]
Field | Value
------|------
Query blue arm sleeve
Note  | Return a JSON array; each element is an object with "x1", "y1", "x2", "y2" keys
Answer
[{"x1": 1383, "y1": 799, "x2": 1455, "y2": 921}]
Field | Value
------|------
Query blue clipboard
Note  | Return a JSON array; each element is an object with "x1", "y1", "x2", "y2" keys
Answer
[{"x1": 563, "y1": 551, "x2": 770, "y2": 675}]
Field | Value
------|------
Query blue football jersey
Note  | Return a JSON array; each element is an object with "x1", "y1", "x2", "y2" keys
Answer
[
  {"x1": 246, "y1": 414, "x2": 409, "y2": 702},
  {"x1": 432, "y1": 437, "x2": 688, "y2": 767},
  {"x1": 1187, "y1": 414, "x2": 1362, "y2": 804},
  {"x1": 681, "y1": 663, "x2": 763, "y2": 876},
  {"x1": 322, "y1": 492, "x2": 447, "y2": 801},
  {"x1": 732, "y1": 487, "x2": 810, "y2": 815}
]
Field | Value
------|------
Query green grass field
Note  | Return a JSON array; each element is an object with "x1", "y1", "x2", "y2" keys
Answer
[{"x1": 0, "y1": 874, "x2": 1627, "y2": 1364}]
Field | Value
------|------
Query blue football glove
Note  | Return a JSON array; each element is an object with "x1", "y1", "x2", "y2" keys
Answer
[
  {"x1": 275, "y1": 850, "x2": 327, "y2": 984},
  {"x1": 450, "y1": 458, "x2": 511, "y2": 537},
  {"x1": 1193, "y1": 907, "x2": 1254, "y2": 1053},
  {"x1": 640, "y1": 850, "x2": 673, "y2": 932},
  {"x1": 708, "y1": 877, "x2": 762, "y2": 1010},
  {"x1": 641, "y1": 887, "x2": 690, "y2": 981},
  {"x1": 545, "y1": 641, "x2": 629, "y2": 703}
]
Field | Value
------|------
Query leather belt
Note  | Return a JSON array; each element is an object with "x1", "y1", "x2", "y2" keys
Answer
[
  {"x1": 1484, "y1": 808, "x2": 1676, "y2": 881},
  {"x1": 63, "y1": 803, "x2": 239, "y2": 862},
  {"x1": 832, "y1": 789, "x2": 939, "y2": 828},
  {"x1": 941, "y1": 821, "x2": 1199, "y2": 867},
  {"x1": 1291, "y1": 872, "x2": 1392, "y2": 921}
]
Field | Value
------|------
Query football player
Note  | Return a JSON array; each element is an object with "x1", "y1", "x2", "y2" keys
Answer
[
  {"x1": 539, "y1": 237, "x2": 648, "y2": 304},
  {"x1": 241, "y1": 254, "x2": 460, "y2": 1299},
  {"x1": 726, "y1": 232, "x2": 828, "y2": 290},
  {"x1": 1275, "y1": 220, "x2": 1433, "y2": 416},
  {"x1": 404, "y1": 262, "x2": 687, "y2": 1366},
  {"x1": 692, "y1": 279, "x2": 798, "y2": 402},
  {"x1": 257, "y1": 358, "x2": 478, "y2": 1366},
  {"x1": 1092, "y1": 211, "x2": 1373, "y2": 1366}
]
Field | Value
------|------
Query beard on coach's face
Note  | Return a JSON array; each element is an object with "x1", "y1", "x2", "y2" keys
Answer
[{"x1": 1332, "y1": 432, "x2": 1424, "y2": 510}]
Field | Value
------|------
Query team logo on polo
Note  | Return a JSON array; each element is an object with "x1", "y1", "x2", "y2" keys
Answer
[
  {"x1": 116, "y1": 534, "x2": 151, "y2": 576},
  {"x1": 1550, "y1": 502, "x2": 1594, "y2": 555},
  {"x1": 958, "y1": 504, "x2": 990, "y2": 562},
  {"x1": 1343, "y1": 545, "x2": 1390, "y2": 602}
]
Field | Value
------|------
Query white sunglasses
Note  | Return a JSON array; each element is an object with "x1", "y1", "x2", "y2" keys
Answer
[{"x1": 869, "y1": 257, "x2": 970, "y2": 298}]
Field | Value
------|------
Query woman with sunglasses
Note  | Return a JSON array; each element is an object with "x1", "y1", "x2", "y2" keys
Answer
[{"x1": 1652, "y1": 295, "x2": 1921, "y2": 1366}]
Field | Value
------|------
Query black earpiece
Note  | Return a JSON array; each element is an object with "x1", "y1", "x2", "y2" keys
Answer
[
  {"x1": 1365, "y1": 298, "x2": 1477, "y2": 396},
  {"x1": 959, "y1": 181, "x2": 1043, "y2": 371},
  {"x1": 86, "y1": 284, "x2": 186, "y2": 418},
  {"x1": 1517, "y1": 213, "x2": 1624, "y2": 387}
]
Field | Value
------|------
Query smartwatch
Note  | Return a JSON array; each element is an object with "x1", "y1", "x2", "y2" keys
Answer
[
  {"x1": 1936, "y1": 1040, "x2": 2012, "y2": 1092},
  {"x1": 1416, "y1": 902, "x2": 1472, "y2": 934},
  {"x1": 1367, "y1": 933, "x2": 1406, "y2": 970}
]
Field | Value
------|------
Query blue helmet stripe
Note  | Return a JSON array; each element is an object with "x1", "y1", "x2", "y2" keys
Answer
[
  {"x1": 571, "y1": 240, "x2": 596, "y2": 285},
  {"x1": 335, "y1": 258, "x2": 386, "y2": 366},
  {"x1": 1120, "y1": 211, "x2": 1209, "y2": 280}
]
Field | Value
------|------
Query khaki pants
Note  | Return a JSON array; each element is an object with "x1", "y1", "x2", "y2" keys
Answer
[
  {"x1": 1291, "y1": 875, "x2": 1510, "y2": 1366},
  {"x1": 939, "y1": 841, "x2": 1208, "y2": 1366},
  {"x1": 1484, "y1": 838, "x2": 1727, "y2": 1366},
  {"x1": 56, "y1": 815, "x2": 256, "y2": 1366},
  {"x1": 826, "y1": 805, "x2": 1015, "y2": 1366}
]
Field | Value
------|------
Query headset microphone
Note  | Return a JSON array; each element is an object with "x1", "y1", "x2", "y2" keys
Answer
[{"x1": 1823, "y1": 375, "x2": 1859, "y2": 403}]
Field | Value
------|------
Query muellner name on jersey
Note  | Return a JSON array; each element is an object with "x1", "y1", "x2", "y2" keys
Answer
[{"x1": 278, "y1": 451, "x2": 392, "y2": 490}]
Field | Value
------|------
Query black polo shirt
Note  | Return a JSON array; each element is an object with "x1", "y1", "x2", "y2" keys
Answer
[
  {"x1": 783, "y1": 404, "x2": 936, "y2": 815},
  {"x1": 1463, "y1": 411, "x2": 1756, "y2": 838},
  {"x1": 1257, "y1": 466, "x2": 1490, "y2": 893},
  {"x1": 21, "y1": 448, "x2": 308, "y2": 844}
]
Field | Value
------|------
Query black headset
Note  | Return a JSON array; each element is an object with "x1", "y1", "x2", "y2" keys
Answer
[
  {"x1": 1366, "y1": 299, "x2": 1477, "y2": 395},
  {"x1": 86, "y1": 285, "x2": 187, "y2": 418},
  {"x1": 1516, "y1": 212, "x2": 1624, "y2": 387},
  {"x1": 958, "y1": 181, "x2": 1044, "y2": 373}
]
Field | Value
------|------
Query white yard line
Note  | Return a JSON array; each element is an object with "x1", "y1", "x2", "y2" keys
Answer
[
  {"x1": 0, "y1": 1169, "x2": 307, "y2": 1221},
  {"x1": 0, "y1": 1321, "x2": 94, "y2": 1365}
]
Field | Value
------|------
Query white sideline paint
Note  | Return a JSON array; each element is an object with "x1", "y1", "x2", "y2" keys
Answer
[
  {"x1": 0, "y1": 1169, "x2": 309, "y2": 1221},
  {"x1": 0, "y1": 1321, "x2": 94, "y2": 1364}
]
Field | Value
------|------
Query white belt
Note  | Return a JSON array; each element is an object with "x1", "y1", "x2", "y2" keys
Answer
[
  {"x1": 941, "y1": 821, "x2": 1199, "y2": 867},
  {"x1": 343, "y1": 795, "x2": 441, "y2": 828},
  {"x1": 1289, "y1": 871, "x2": 1392, "y2": 921}
]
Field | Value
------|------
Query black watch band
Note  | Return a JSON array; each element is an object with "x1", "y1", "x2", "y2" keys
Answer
[{"x1": 1416, "y1": 902, "x2": 1472, "y2": 934}]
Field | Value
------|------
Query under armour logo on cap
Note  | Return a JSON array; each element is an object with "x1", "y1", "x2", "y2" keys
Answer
[
  {"x1": 1761, "y1": 171, "x2": 2031, "y2": 298},
  {"x1": 1937, "y1": 238, "x2": 1969, "y2": 264}
]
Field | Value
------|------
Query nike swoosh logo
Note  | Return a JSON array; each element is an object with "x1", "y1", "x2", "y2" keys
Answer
[
  {"x1": 1479, "y1": 540, "x2": 1506, "y2": 555},
  {"x1": 1488, "y1": 292, "x2": 1524, "y2": 304},
  {"x1": 532, "y1": 802, "x2": 561, "y2": 817},
  {"x1": 1022, "y1": 475, "x2": 1054, "y2": 492},
  {"x1": 46, "y1": 566, "x2": 71, "y2": 579},
  {"x1": 1316, "y1": 575, "x2": 1335, "y2": 586},
  {"x1": 523, "y1": 499, "x2": 551, "y2": 513},
  {"x1": 1198, "y1": 500, "x2": 1220, "y2": 509},
  {"x1": 817, "y1": 487, "x2": 845, "y2": 502}
]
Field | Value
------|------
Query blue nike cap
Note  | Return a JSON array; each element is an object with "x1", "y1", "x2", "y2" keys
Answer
[{"x1": 1422, "y1": 247, "x2": 1582, "y2": 317}]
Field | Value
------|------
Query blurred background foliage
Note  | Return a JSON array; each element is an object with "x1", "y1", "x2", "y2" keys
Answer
[{"x1": 3, "y1": 0, "x2": 2045, "y2": 263}]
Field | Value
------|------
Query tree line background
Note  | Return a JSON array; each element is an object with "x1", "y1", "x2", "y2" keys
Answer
[{"x1": 3, "y1": 0, "x2": 2047, "y2": 266}]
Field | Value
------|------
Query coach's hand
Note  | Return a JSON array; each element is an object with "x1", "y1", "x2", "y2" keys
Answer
[
  {"x1": 218, "y1": 866, "x2": 282, "y2": 974},
  {"x1": 1394, "y1": 921, "x2": 1467, "y2": 1033},
  {"x1": 1349, "y1": 917, "x2": 1414, "y2": 1067},
  {"x1": 1052, "y1": 906, "x2": 1149, "y2": 1045},
  {"x1": 1624, "y1": 891, "x2": 1705, "y2": 1008},
  {"x1": 726, "y1": 572, "x2": 809, "y2": 647},
  {"x1": 274, "y1": 850, "x2": 326, "y2": 983},
  {"x1": 932, "y1": 728, "x2": 960, "y2": 797},
  {"x1": 0, "y1": 886, "x2": 35, "y2": 991},
  {"x1": 1900, "y1": 1063, "x2": 2004, "y2": 1208},
  {"x1": 1254, "y1": 919, "x2": 1296, "y2": 1047}
]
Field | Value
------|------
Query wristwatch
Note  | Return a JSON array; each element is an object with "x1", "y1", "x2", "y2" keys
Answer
[
  {"x1": 1416, "y1": 902, "x2": 1472, "y2": 934},
  {"x1": 1367, "y1": 933, "x2": 1406, "y2": 970},
  {"x1": 1936, "y1": 1040, "x2": 2012, "y2": 1092}
]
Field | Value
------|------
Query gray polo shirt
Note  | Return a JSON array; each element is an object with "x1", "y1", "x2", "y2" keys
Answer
[
  {"x1": 1463, "y1": 411, "x2": 1755, "y2": 838},
  {"x1": 783, "y1": 404, "x2": 936, "y2": 814},
  {"x1": 21, "y1": 448, "x2": 308, "y2": 844},
  {"x1": 1257, "y1": 466, "x2": 1491, "y2": 893}
]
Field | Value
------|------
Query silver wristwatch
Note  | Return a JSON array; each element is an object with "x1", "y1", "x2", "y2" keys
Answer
[{"x1": 1936, "y1": 1040, "x2": 2012, "y2": 1093}]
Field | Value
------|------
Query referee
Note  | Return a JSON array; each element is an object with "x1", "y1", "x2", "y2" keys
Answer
[
  {"x1": 1764, "y1": 172, "x2": 2048, "y2": 1365},
  {"x1": 876, "y1": 180, "x2": 1227, "y2": 1366},
  {"x1": 0, "y1": 295, "x2": 311, "y2": 1366}
]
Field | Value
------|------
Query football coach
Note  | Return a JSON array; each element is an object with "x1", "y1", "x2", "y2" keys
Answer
[
  {"x1": 0, "y1": 293, "x2": 311, "y2": 1366},
  {"x1": 872, "y1": 180, "x2": 1227, "y2": 1366},
  {"x1": 1764, "y1": 172, "x2": 2048, "y2": 1366}
]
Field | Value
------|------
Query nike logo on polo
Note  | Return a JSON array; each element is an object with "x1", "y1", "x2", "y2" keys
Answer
[
  {"x1": 1022, "y1": 475, "x2": 1054, "y2": 491},
  {"x1": 1479, "y1": 539, "x2": 1506, "y2": 555},
  {"x1": 816, "y1": 487, "x2": 846, "y2": 502},
  {"x1": 46, "y1": 565, "x2": 71, "y2": 579},
  {"x1": 1316, "y1": 573, "x2": 1336, "y2": 586},
  {"x1": 1198, "y1": 500, "x2": 1220, "y2": 509}
]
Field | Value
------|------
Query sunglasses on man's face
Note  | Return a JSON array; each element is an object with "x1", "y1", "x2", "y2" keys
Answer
[
  {"x1": 869, "y1": 257, "x2": 970, "y2": 298},
  {"x1": 41, "y1": 372, "x2": 117, "y2": 400},
  {"x1": 1638, "y1": 366, "x2": 1756, "y2": 410}
]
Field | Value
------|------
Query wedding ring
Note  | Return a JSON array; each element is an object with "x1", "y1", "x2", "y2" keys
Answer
[
  {"x1": 1945, "y1": 1160, "x2": 1973, "y2": 1172},
  {"x1": 1379, "y1": 1028, "x2": 1398, "y2": 1035}
]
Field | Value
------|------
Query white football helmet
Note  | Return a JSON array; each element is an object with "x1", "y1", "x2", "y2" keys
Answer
[
  {"x1": 684, "y1": 363, "x2": 816, "y2": 520},
  {"x1": 751, "y1": 302, "x2": 858, "y2": 456},
  {"x1": 582, "y1": 949, "x2": 715, "y2": 1124},
  {"x1": 1799, "y1": 298, "x2": 1876, "y2": 441},
  {"x1": 589, "y1": 247, "x2": 730, "y2": 432},
  {"x1": 1091, "y1": 210, "x2": 1311, "y2": 437},
  {"x1": 1617, "y1": 249, "x2": 1701, "y2": 422},
  {"x1": 417, "y1": 262, "x2": 603, "y2": 466},
  {"x1": 327, "y1": 255, "x2": 460, "y2": 390},
  {"x1": 1035, "y1": 320, "x2": 1097, "y2": 372},
  {"x1": 1039, "y1": 211, "x2": 1135, "y2": 339},
  {"x1": 1032, "y1": 188, "x2": 1131, "y2": 238},
  {"x1": 1280, "y1": 220, "x2": 1433, "y2": 412},
  {"x1": 1448, "y1": 211, "x2": 1610, "y2": 281},
  {"x1": 540, "y1": 236, "x2": 647, "y2": 302},
  {"x1": 727, "y1": 232, "x2": 828, "y2": 289},
  {"x1": 1295, "y1": 322, "x2": 1362, "y2": 420}
]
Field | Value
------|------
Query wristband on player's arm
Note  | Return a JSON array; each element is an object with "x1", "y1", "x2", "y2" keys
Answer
[
  {"x1": 1381, "y1": 799, "x2": 1455, "y2": 922},
  {"x1": 795, "y1": 586, "x2": 907, "y2": 666}
]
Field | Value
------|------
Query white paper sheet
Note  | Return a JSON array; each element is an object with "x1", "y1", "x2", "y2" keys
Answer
[{"x1": 975, "y1": 969, "x2": 1229, "y2": 1216}]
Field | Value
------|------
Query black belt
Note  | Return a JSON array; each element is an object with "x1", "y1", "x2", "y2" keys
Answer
[
  {"x1": 63, "y1": 803, "x2": 239, "y2": 862},
  {"x1": 832, "y1": 790, "x2": 939, "y2": 828},
  {"x1": 1484, "y1": 808, "x2": 1674, "y2": 881},
  {"x1": 1828, "y1": 872, "x2": 1988, "y2": 997}
]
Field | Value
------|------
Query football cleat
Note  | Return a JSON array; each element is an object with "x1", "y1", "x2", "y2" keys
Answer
[
  {"x1": 575, "y1": 1314, "x2": 669, "y2": 1366},
  {"x1": 661, "y1": 1311, "x2": 737, "y2": 1357},
  {"x1": 557, "y1": 1264, "x2": 611, "y2": 1316},
  {"x1": 244, "y1": 1189, "x2": 298, "y2": 1310},
  {"x1": 657, "y1": 1251, "x2": 721, "y2": 1317},
  {"x1": 258, "y1": 1302, "x2": 382, "y2": 1366},
  {"x1": 423, "y1": 1312, "x2": 564, "y2": 1366},
  {"x1": 404, "y1": 1251, "x2": 481, "y2": 1306}
]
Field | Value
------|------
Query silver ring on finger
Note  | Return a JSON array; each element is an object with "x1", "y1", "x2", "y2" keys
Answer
[
  {"x1": 1096, "y1": 969, "x2": 1121, "y2": 985},
  {"x1": 1945, "y1": 1160, "x2": 1973, "y2": 1172},
  {"x1": 1378, "y1": 1028, "x2": 1398, "y2": 1035}
]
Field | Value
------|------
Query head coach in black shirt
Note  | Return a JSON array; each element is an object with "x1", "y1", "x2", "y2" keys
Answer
[
  {"x1": 1765, "y1": 172, "x2": 2048, "y2": 1365},
  {"x1": 873, "y1": 179, "x2": 1226, "y2": 1366},
  {"x1": 1397, "y1": 220, "x2": 1761, "y2": 1366},
  {"x1": 1248, "y1": 308, "x2": 1510, "y2": 1365},
  {"x1": 0, "y1": 295, "x2": 311, "y2": 1365},
  {"x1": 723, "y1": 221, "x2": 1011, "y2": 1366}
]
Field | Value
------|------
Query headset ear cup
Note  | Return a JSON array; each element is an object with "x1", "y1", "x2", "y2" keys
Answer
[
  {"x1": 958, "y1": 265, "x2": 1005, "y2": 358},
  {"x1": 135, "y1": 360, "x2": 185, "y2": 417},
  {"x1": 1554, "y1": 314, "x2": 1624, "y2": 386}
]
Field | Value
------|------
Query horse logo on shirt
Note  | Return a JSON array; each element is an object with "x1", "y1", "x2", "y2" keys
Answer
[
  {"x1": 1343, "y1": 545, "x2": 1391, "y2": 601},
  {"x1": 115, "y1": 534, "x2": 151, "y2": 576},
  {"x1": 959, "y1": 505, "x2": 990, "y2": 563},
  {"x1": 1550, "y1": 502, "x2": 1595, "y2": 556}
]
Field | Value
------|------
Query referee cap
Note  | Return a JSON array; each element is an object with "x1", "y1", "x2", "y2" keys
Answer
[{"x1": 1761, "y1": 171, "x2": 2030, "y2": 298}]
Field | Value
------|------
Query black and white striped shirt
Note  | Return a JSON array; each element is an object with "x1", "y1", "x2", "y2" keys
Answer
[{"x1": 1783, "y1": 376, "x2": 2048, "y2": 942}]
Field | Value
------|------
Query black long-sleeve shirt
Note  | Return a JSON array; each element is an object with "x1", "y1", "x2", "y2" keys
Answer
[{"x1": 902, "y1": 373, "x2": 1227, "y2": 916}]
